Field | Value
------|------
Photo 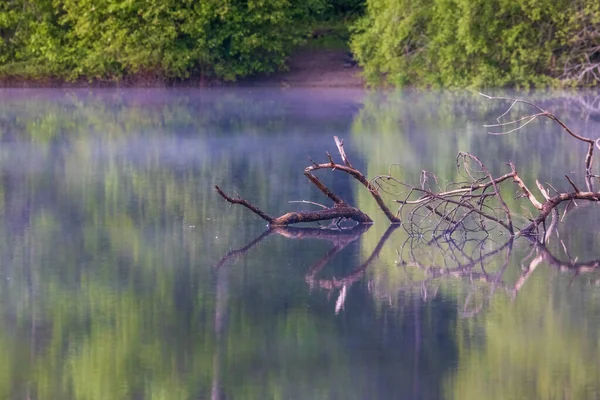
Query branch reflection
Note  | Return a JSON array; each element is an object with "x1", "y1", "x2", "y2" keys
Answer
[{"x1": 216, "y1": 223, "x2": 600, "y2": 320}]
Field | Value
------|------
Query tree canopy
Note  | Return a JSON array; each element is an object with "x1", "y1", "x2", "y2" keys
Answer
[
  {"x1": 0, "y1": 0, "x2": 329, "y2": 82},
  {"x1": 1, "y1": 0, "x2": 600, "y2": 86},
  {"x1": 351, "y1": 0, "x2": 600, "y2": 87}
]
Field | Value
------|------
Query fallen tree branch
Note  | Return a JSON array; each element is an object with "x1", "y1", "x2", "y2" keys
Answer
[
  {"x1": 392, "y1": 95, "x2": 600, "y2": 241},
  {"x1": 479, "y1": 93, "x2": 598, "y2": 175},
  {"x1": 215, "y1": 185, "x2": 372, "y2": 226},
  {"x1": 217, "y1": 136, "x2": 401, "y2": 226},
  {"x1": 214, "y1": 186, "x2": 274, "y2": 223},
  {"x1": 519, "y1": 190, "x2": 600, "y2": 235},
  {"x1": 304, "y1": 136, "x2": 401, "y2": 224},
  {"x1": 217, "y1": 97, "x2": 599, "y2": 242}
]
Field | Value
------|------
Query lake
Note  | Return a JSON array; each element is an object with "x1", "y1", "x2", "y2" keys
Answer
[{"x1": 0, "y1": 87, "x2": 599, "y2": 399}]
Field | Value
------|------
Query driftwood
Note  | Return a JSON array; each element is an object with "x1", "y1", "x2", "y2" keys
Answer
[
  {"x1": 215, "y1": 95, "x2": 600, "y2": 319},
  {"x1": 217, "y1": 95, "x2": 598, "y2": 244},
  {"x1": 216, "y1": 136, "x2": 399, "y2": 226},
  {"x1": 382, "y1": 94, "x2": 600, "y2": 242}
]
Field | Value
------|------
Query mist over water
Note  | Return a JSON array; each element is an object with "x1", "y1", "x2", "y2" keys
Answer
[{"x1": 0, "y1": 88, "x2": 599, "y2": 399}]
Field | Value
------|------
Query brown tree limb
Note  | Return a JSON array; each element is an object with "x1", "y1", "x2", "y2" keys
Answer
[
  {"x1": 479, "y1": 93, "x2": 598, "y2": 174},
  {"x1": 334, "y1": 136, "x2": 353, "y2": 168},
  {"x1": 217, "y1": 137, "x2": 401, "y2": 226},
  {"x1": 305, "y1": 161, "x2": 401, "y2": 223},
  {"x1": 395, "y1": 171, "x2": 516, "y2": 206},
  {"x1": 519, "y1": 190, "x2": 600, "y2": 235},
  {"x1": 215, "y1": 186, "x2": 274, "y2": 223},
  {"x1": 510, "y1": 162, "x2": 543, "y2": 210},
  {"x1": 215, "y1": 185, "x2": 373, "y2": 225},
  {"x1": 460, "y1": 152, "x2": 514, "y2": 234},
  {"x1": 303, "y1": 172, "x2": 344, "y2": 204},
  {"x1": 565, "y1": 175, "x2": 581, "y2": 193}
]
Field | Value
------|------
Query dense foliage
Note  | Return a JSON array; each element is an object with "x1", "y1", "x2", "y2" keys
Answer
[
  {"x1": 351, "y1": 0, "x2": 600, "y2": 87},
  {"x1": 3, "y1": 0, "x2": 600, "y2": 87},
  {"x1": 0, "y1": 0, "x2": 328, "y2": 82}
]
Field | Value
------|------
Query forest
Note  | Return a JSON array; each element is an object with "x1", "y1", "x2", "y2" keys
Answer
[{"x1": 0, "y1": 0, "x2": 599, "y2": 86}]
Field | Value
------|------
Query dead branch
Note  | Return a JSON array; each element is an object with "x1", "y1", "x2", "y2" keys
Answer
[
  {"x1": 510, "y1": 162, "x2": 543, "y2": 210},
  {"x1": 215, "y1": 185, "x2": 372, "y2": 225},
  {"x1": 304, "y1": 136, "x2": 401, "y2": 224},
  {"x1": 217, "y1": 136, "x2": 400, "y2": 226},
  {"x1": 390, "y1": 94, "x2": 600, "y2": 241},
  {"x1": 393, "y1": 154, "x2": 517, "y2": 239},
  {"x1": 477, "y1": 95, "x2": 600, "y2": 237},
  {"x1": 479, "y1": 93, "x2": 598, "y2": 175},
  {"x1": 519, "y1": 190, "x2": 600, "y2": 235},
  {"x1": 217, "y1": 97, "x2": 598, "y2": 244},
  {"x1": 214, "y1": 186, "x2": 274, "y2": 223}
]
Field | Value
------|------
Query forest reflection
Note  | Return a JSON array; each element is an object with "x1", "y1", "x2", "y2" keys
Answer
[
  {"x1": 0, "y1": 88, "x2": 599, "y2": 399},
  {"x1": 214, "y1": 219, "x2": 600, "y2": 399}
]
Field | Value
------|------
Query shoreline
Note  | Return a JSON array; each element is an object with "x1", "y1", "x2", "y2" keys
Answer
[{"x1": 0, "y1": 49, "x2": 365, "y2": 89}]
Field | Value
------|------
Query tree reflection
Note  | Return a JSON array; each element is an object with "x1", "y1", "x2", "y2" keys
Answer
[
  {"x1": 0, "y1": 88, "x2": 599, "y2": 399},
  {"x1": 214, "y1": 215, "x2": 600, "y2": 399},
  {"x1": 215, "y1": 224, "x2": 380, "y2": 314}
]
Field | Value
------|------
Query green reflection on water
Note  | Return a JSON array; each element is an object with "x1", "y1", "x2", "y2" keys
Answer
[
  {"x1": 352, "y1": 90, "x2": 600, "y2": 399},
  {"x1": 0, "y1": 88, "x2": 598, "y2": 399}
]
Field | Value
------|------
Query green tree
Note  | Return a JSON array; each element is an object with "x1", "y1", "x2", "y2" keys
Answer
[
  {"x1": 0, "y1": 0, "x2": 327, "y2": 82},
  {"x1": 351, "y1": 0, "x2": 600, "y2": 87}
]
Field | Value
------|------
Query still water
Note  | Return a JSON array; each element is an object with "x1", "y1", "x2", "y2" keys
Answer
[{"x1": 0, "y1": 88, "x2": 599, "y2": 399}]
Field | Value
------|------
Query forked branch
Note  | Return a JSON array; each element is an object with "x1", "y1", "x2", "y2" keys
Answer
[
  {"x1": 217, "y1": 96, "x2": 599, "y2": 242},
  {"x1": 216, "y1": 136, "x2": 400, "y2": 226},
  {"x1": 479, "y1": 93, "x2": 598, "y2": 174},
  {"x1": 391, "y1": 94, "x2": 599, "y2": 241}
]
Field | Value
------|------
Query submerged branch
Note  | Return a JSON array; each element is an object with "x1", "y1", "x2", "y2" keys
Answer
[
  {"x1": 217, "y1": 96, "x2": 599, "y2": 245},
  {"x1": 215, "y1": 185, "x2": 372, "y2": 225},
  {"x1": 217, "y1": 136, "x2": 401, "y2": 226}
]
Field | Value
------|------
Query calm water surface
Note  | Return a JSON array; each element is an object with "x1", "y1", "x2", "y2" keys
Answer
[{"x1": 0, "y1": 88, "x2": 599, "y2": 399}]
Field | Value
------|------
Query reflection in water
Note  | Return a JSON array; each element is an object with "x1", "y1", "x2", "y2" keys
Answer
[
  {"x1": 215, "y1": 218, "x2": 600, "y2": 399},
  {"x1": 0, "y1": 88, "x2": 599, "y2": 399},
  {"x1": 216, "y1": 224, "x2": 399, "y2": 314}
]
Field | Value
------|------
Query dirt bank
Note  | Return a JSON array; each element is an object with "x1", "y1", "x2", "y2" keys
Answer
[{"x1": 245, "y1": 48, "x2": 365, "y2": 88}]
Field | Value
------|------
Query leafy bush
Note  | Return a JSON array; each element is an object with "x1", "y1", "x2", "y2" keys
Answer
[
  {"x1": 0, "y1": 0, "x2": 327, "y2": 82},
  {"x1": 350, "y1": 0, "x2": 600, "y2": 87}
]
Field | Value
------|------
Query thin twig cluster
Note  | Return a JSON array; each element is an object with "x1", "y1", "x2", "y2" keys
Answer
[{"x1": 386, "y1": 94, "x2": 600, "y2": 242}]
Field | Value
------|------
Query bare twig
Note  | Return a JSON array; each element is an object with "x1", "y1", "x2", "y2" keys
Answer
[
  {"x1": 288, "y1": 200, "x2": 328, "y2": 209},
  {"x1": 479, "y1": 93, "x2": 598, "y2": 174},
  {"x1": 215, "y1": 186, "x2": 274, "y2": 223}
]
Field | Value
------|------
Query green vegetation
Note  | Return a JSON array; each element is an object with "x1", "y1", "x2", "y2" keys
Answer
[
  {"x1": 0, "y1": 0, "x2": 331, "y2": 82},
  {"x1": 4, "y1": 0, "x2": 599, "y2": 87},
  {"x1": 1, "y1": 88, "x2": 600, "y2": 398},
  {"x1": 351, "y1": 0, "x2": 600, "y2": 87}
]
